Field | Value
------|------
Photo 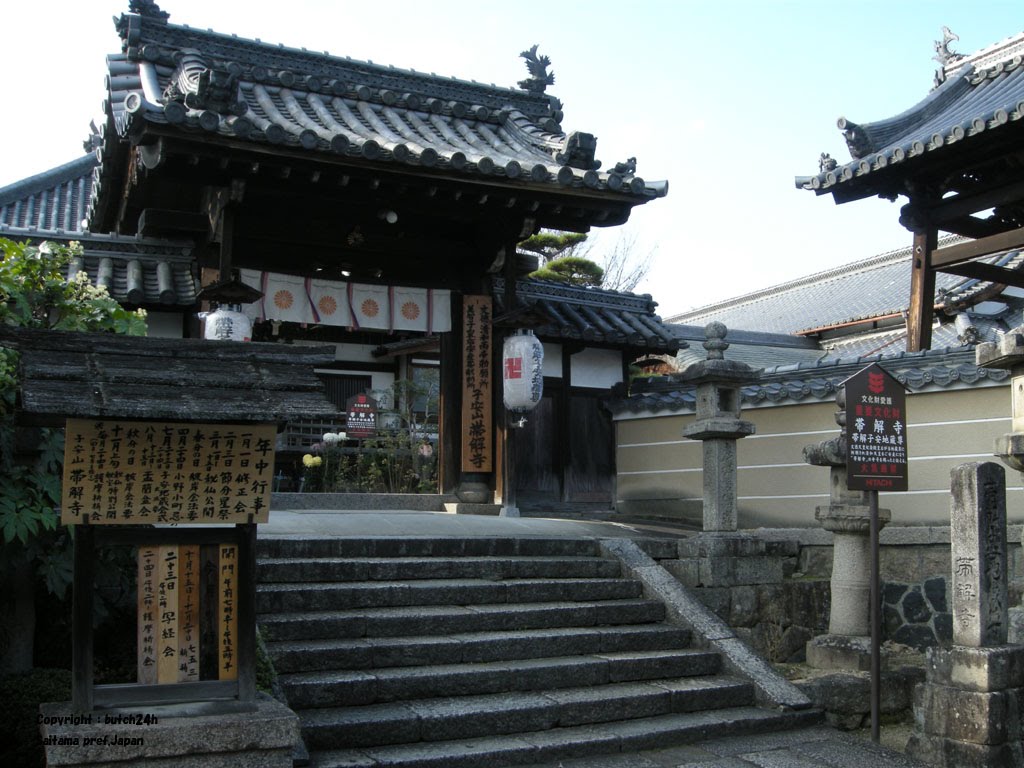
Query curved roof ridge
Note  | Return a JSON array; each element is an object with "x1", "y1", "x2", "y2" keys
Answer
[
  {"x1": 121, "y1": 10, "x2": 555, "y2": 116},
  {"x1": 843, "y1": 71, "x2": 973, "y2": 156}
]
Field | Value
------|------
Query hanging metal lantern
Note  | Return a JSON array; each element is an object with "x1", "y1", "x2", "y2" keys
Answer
[
  {"x1": 204, "y1": 304, "x2": 252, "y2": 342},
  {"x1": 503, "y1": 329, "x2": 544, "y2": 413}
]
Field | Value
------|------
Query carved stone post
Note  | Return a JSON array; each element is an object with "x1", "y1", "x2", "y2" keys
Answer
[
  {"x1": 804, "y1": 386, "x2": 891, "y2": 670},
  {"x1": 977, "y1": 326, "x2": 1024, "y2": 641},
  {"x1": 907, "y1": 462, "x2": 1024, "y2": 767},
  {"x1": 680, "y1": 322, "x2": 755, "y2": 533}
]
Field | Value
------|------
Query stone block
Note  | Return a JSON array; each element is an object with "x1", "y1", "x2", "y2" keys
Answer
[
  {"x1": 797, "y1": 546, "x2": 833, "y2": 578},
  {"x1": 712, "y1": 636, "x2": 811, "y2": 709},
  {"x1": 729, "y1": 585, "x2": 759, "y2": 627},
  {"x1": 925, "y1": 576, "x2": 948, "y2": 613},
  {"x1": 1011, "y1": 607, "x2": 1024, "y2": 645},
  {"x1": 662, "y1": 559, "x2": 700, "y2": 587},
  {"x1": 699, "y1": 556, "x2": 782, "y2": 587},
  {"x1": 805, "y1": 634, "x2": 871, "y2": 672},
  {"x1": 890, "y1": 624, "x2": 937, "y2": 651},
  {"x1": 907, "y1": 732, "x2": 1024, "y2": 768},
  {"x1": 914, "y1": 681, "x2": 1024, "y2": 744},
  {"x1": 901, "y1": 587, "x2": 932, "y2": 624},
  {"x1": 926, "y1": 644, "x2": 1024, "y2": 692},
  {"x1": 40, "y1": 696, "x2": 298, "y2": 767}
]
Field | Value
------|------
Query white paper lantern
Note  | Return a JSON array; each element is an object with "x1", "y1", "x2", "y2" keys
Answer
[
  {"x1": 204, "y1": 306, "x2": 252, "y2": 342},
  {"x1": 503, "y1": 330, "x2": 544, "y2": 412}
]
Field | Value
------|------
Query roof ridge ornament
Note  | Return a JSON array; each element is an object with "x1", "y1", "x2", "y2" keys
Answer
[
  {"x1": 163, "y1": 49, "x2": 246, "y2": 116},
  {"x1": 933, "y1": 26, "x2": 965, "y2": 88},
  {"x1": 518, "y1": 45, "x2": 555, "y2": 94},
  {"x1": 129, "y1": 0, "x2": 169, "y2": 22},
  {"x1": 836, "y1": 117, "x2": 872, "y2": 159}
]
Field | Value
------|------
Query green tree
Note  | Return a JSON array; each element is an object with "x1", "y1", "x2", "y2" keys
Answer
[
  {"x1": 0, "y1": 238, "x2": 146, "y2": 673},
  {"x1": 530, "y1": 255, "x2": 604, "y2": 286}
]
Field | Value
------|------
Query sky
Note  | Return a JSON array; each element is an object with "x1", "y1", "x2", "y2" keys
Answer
[{"x1": 1, "y1": 1, "x2": 1022, "y2": 316}]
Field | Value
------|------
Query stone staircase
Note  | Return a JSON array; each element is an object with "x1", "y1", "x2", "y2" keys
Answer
[{"x1": 257, "y1": 536, "x2": 819, "y2": 767}]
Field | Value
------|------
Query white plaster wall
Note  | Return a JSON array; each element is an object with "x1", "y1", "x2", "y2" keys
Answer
[
  {"x1": 542, "y1": 343, "x2": 563, "y2": 378},
  {"x1": 571, "y1": 348, "x2": 623, "y2": 389}
]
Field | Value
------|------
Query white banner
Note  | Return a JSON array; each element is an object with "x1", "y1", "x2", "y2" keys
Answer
[{"x1": 237, "y1": 270, "x2": 451, "y2": 333}]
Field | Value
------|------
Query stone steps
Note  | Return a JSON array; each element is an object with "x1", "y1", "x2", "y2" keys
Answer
[
  {"x1": 259, "y1": 598, "x2": 668, "y2": 642},
  {"x1": 258, "y1": 555, "x2": 624, "y2": 582},
  {"x1": 280, "y1": 649, "x2": 723, "y2": 708},
  {"x1": 269, "y1": 624, "x2": 693, "y2": 674},
  {"x1": 257, "y1": 536, "x2": 817, "y2": 767},
  {"x1": 257, "y1": 577, "x2": 644, "y2": 613},
  {"x1": 308, "y1": 707, "x2": 824, "y2": 768}
]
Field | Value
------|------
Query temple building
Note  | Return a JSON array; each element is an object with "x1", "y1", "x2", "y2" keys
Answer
[{"x1": 0, "y1": 0, "x2": 671, "y2": 506}]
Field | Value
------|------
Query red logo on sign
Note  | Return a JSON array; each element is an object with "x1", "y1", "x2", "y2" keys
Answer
[
  {"x1": 504, "y1": 358, "x2": 523, "y2": 380},
  {"x1": 868, "y1": 371, "x2": 885, "y2": 394}
]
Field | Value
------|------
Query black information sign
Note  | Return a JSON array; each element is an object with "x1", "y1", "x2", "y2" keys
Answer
[
  {"x1": 844, "y1": 364, "x2": 909, "y2": 492},
  {"x1": 346, "y1": 393, "x2": 378, "y2": 439}
]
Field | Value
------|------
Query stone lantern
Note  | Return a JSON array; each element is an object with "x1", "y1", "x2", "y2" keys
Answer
[
  {"x1": 680, "y1": 322, "x2": 756, "y2": 532},
  {"x1": 804, "y1": 386, "x2": 891, "y2": 670}
]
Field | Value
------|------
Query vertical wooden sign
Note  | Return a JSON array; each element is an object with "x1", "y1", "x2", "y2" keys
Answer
[
  {"x1": 178, "y1": 545, "x2": 200, "y2": 681},
  {"x1": 219, "y1": 544, "x2": 238, "y2": 681},
  {"x1": 137, "y1": 547, "x2": 158, "y2": 684},
  {"x1": 461, "y1": 296, "x2": 493, "y2": 472},
  {"x1": 156, "y1": 545, "x2": 179, "y2": 683}
]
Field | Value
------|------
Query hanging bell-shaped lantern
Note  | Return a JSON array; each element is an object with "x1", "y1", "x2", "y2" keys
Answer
[
  {"x1": 503, "y1": 329, "x2": 544, "y2": 413},
  {"x1": 204, "y1": 303, "x2": 253, "y2": 342}
]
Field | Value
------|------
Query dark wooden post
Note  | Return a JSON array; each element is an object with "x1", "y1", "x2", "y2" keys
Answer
[
  {"x1": 72, "y1": 524, "x2": 94, "y2": 712},
  {"x1": 907, "y1": 227, "x2": 937, "y2": 352},
  {"x1": 236, "y1": 523, "x2": 257, "y2": 703},
  {"x1": 440, "y1": 293, "x2": 463, "y2": 493}
]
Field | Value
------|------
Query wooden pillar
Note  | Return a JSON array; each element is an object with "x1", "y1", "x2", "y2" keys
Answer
[
  {"x1": 559, "y1": 350, "x2": 573, "y2": 502},
  {"x1": 439, "y1": 294, "x2": 463, "y2": 494},
  {"x1": 907, "y1": 227, "x2": 937, "y2": 352},
  {"x1": 72, "y1": 524, "x2": 94, "y2": 711},
  {"x1": 236, "y1": 523, "x2": 257, "y2": 703}
]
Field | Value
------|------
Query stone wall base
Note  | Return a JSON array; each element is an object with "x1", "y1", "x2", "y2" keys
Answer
[
  {"x1": 39, "y1": 695, "x2": 298, "y2": 768},
  {"x1": 908, "y1": 644, "x2": 1024, "y2": 767}
]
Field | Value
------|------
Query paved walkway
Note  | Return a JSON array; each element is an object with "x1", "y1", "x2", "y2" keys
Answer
[
  {"x1": 518, "y1": 726, "x2": 927, "y2": 767},
  {"x1": 261, "y1": 508, "x2": 926, "y2": 768}
]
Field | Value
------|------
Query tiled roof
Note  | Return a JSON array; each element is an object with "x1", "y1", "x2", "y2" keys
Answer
[
  {"x1": 89, "y1": 6, "x2": 665, "y2": 229},
  {"x1": 796, "y1": 31, "x2": 1024, "y2": 197},
  {"x1": 0, "y1": 223, "x2": 198, "y2": 308},
  {"x1": 611, "y1": 346, "x2": 1010, "y2": 416},
  {"x1": 0, "y1": 155, "x2": 96, "y2": 233},
  {"x1": 666, "y1": 237, "x2": 1024, "y2": 336},
  {"x1": 672, "y1": 324, "x2": 823, "y2": 370},
  {"x1": 494, "y1": 278, "x2": 680, "y2": 353}
]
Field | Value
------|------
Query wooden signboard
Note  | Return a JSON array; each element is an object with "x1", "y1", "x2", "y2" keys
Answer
[
  {"x1": 844, "y1": 364, "x2": 909, "y2": 492},
  {"x1": 178, "y1": 545, "x2": 200, "y2": 682},
  {"x1": 219, "y1": 544, "x2": 238, "y2": 681},
  {"x1": 157, "y1": 545, "x2": 179, "y2": 683},
  {"x1": 137, "y1": 547, "x2": 158, "y2": 684},
  {"x1": 61, "y1": 419, "x2": 275, "y2": 524},
  {"x1": 461, "y1": 296, "x2": 493, "y2": 472}
]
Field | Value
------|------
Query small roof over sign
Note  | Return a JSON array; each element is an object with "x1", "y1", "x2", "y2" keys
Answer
[{"x1": 2, "y1": 327, "x2": 340, "y2": 427}]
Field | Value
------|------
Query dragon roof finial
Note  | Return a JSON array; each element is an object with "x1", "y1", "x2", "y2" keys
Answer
[
  {"x1": 518, "y1": 44, "x2": 555, "y2": 94},
  {"x1": 129, "y1": 0, "x2": 170, "y2": 21}
]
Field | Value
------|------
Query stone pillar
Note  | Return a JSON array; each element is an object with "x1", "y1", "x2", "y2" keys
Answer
[
  {"x1": 805, "y1": 387, "x2": 891, "y2": 671},
  {"x1": 976, "y1": 326, "x2": 1024, "y2": 641},
  {"x1": 908, "y1": 462, "x2": 1024, "y2": 767},
  {"x1": 680, "y1": 322, "x2": 755, "y2": 533}
]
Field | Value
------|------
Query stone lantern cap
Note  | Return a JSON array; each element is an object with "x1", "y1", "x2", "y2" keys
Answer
[
  {"x1": 675, "y1": 321, "x2": 758, "y2": 386},
  {"x1": 680, "y1": 322, "x2": 756, "y2": 441}
]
